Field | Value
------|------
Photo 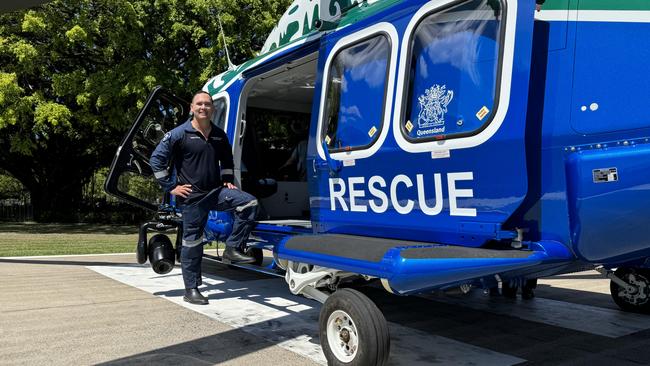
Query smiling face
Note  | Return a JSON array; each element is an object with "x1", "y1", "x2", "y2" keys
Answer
[{"x1": 190, "y1": 92, "x2": 214, "y2": 123}]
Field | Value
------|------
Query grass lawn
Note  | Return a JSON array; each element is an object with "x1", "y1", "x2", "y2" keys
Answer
[{"x1": 0, "y1": 222, "x2": 139, "y2": 257}]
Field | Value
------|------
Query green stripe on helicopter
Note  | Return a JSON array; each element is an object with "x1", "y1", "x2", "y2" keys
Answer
[{"x1": 542, "y1": 0, "x2": 650, "y2": 11}]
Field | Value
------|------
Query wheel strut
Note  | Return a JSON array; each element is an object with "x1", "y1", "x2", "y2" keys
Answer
[{"x1": 596, "y1": 266, "x2": 635, "y2": 292}]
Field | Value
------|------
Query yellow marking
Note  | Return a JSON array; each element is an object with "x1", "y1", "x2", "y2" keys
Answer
[
  {"x1": 476, "y1": 106, "x2": 490, "y2": 121},
  {"x1": 368, "y1": 126, "x2": 378, "y2": 138},
  {"x1": 405, "y1": 120, "x2": 414, "y2": 132}
]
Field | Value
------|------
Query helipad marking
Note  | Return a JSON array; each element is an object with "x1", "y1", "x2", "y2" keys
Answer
[
  {"x1": 0, "y1": 252, "x2": 134, "y2": 260},
  {"x1": 89, "y1": 265, "x2": 524, "y2": 365},
  {"x1": 89, "y1": 264, "x2": 326, "y2": 364},
  {"x1": 425, "y1": 292, "x2": 650, "y2": 338}
]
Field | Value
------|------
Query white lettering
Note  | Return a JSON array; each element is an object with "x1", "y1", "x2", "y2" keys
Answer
[
  {"x1": 368, "y1": 176, "x2": 388, "y2": 213},
  {"x1": 417, "y1": 126, "x2": 445, "y2": 136},
  {"x1": 417, "y1": 174, "x2": 443, "y2": 216},
  {"x1": 328, "y1": 172, "x2": 477, "y2": 217},
  {"x1": 390, "y1": 175, "x2": 414, "y2": 214},
  {"x1": 329, "y1": 178, "x2": 348, "y2": 211},
  {"x1": 348, "y1": 177, "x2": 367, "y2": 212},
  {"x1": 448, "y1": 172, "x2": 477, "y2": 217}
]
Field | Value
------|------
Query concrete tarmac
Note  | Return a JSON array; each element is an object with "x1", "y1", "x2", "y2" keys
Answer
[
  {"x1": 0, "y1": 254, "x2": 316, "y2": 366},
  {"x1": 2, "y1": 253, "x2": 650, "y2": 365}
]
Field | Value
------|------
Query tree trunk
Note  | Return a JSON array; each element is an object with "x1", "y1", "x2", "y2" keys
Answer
[
  {"x1": 29, "y1": 182, "x2": 83, "y2": 222},
  {"x1": 1, "y1": 133, "x2": 97, "y2": 223}
]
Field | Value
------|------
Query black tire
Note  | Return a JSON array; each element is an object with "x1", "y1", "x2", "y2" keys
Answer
[
  {"x1": 610, "y1": 268, "x2": 650, "y2": 314},
  {"x1": 245, "y1": 247, "x2": 264, "y2": 266},
  {"x1": 319, "y1": 288, "x2": 390, "y2": 366}
]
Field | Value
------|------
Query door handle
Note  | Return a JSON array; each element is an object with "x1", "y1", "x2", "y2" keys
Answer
[
  {"x1": 313, "y1": 159, "x2": 329, "y2": 172},
  {"x1": 239, "y1": 119, "x2": 247, "y2": 144}
]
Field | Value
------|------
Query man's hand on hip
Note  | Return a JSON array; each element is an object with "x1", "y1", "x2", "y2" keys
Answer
[
  {"x1": 171, "y1": 184, "x2": 193, "y2": 198},
  {"x1": 224, "y1": 182, "x2": 238, "y2": 190}
]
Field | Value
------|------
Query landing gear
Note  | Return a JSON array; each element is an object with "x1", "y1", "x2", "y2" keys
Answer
[
  {"x1": 320, "y1": 288, "x2": 390, "y2": 366},
  {"x1": 489, "y1": 278, "x2": 537, "y2": 299},
  {"x1": 609, "y1": 268, "x2": 650, "y2": 314},
  {"x1": 522, "y1": 279, "x2": 537, "y2": 300},
  {"x1": 244, "y1": 247, "x2": 264, "y2": 266},
  {"x1": 284, "y1": 262, "x2": 390, "y2": 365},
  {"x1": 501, "y1": 282, "x2": 518, "y2": 298}
]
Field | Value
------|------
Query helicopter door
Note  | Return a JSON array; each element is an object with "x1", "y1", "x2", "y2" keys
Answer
[
  {"x1": 310, "y1": 0, "x2": 537, "y2": 246},
  {"x1": 105, "y1": 86, "x2": 188, "y2": 211}
]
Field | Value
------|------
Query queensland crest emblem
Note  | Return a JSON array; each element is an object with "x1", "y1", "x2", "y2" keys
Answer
[{"x1": 417, "y1": 84, "x2": 454, "y2": 128}]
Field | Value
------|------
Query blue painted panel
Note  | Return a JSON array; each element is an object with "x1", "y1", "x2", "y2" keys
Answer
[
  {"x1": 566, "y1": 143, "x2": 650, "y2": 263},
  {"x1": 571, "y1": 21, "x2": 650, "y2": 135},
  {"x1": 533, "y1": 0, "x2": 570, "y2": 51},
  {"x1": 386, "y1": 241, "x2": 572, "y2": 294}
]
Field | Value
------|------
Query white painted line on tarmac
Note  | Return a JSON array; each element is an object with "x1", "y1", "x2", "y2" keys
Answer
[
  {"x1": 0, "y1": 252, "x2": 134, "y2": 260},
  {"x1": 425, "y1": 292, "x2": 650, "y2": 338},
  {"x1": 89, "y1": 265, "x2": 525, "y2": 366}
]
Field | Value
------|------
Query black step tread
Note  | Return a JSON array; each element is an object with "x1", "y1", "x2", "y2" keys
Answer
[{"x1": 284, "y1": 234, "x2": 532, "y2": 263}]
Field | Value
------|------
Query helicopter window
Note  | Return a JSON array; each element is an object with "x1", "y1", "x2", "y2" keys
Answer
[
  {"x1": 322, "y1": 34, "x2": 391, "y2": 153},
  {"x1": 402, "y1": 0, "x2": 504, "y2": 142},
  {"x1": 212, "y1": 97, "x2": 227, "y2": 130}
]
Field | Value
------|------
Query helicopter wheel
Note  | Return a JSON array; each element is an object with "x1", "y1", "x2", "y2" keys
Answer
[
  {"x1": 320, "y1": 288, "x2": 390, "y2": 366},
  {"x1": 610, "y1": 268, "x2": 650, "y2": 314}
]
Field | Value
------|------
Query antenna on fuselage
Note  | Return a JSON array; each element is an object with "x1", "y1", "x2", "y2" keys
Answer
[{"x1": 216, "y1": 11, "x2": 235, "y2": 71}]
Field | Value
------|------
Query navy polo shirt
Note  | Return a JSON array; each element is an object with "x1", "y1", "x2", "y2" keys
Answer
[{"x1": 150, "y1": 120, "x2": 235, "y2": 202}]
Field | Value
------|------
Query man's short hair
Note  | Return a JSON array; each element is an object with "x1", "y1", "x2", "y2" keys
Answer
[{"x1": 192, "y1": 90, "x2": 212, "y2": 103}]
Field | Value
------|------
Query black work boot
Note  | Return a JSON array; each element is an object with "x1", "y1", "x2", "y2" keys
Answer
[
  {"x1": 223, "y1": 247, "x2": 256, "y2": 264},
  {"x1": 183, "y1": 288, "x2": 209, "y2": 305}
]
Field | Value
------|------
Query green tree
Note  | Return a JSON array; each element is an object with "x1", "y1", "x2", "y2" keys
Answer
[
  {"x1": 0, "y1": 0, "x2": 291, "y2": 221},
  {"x1": 0, "y1": 171, "x2": 28, "y2": 200}
]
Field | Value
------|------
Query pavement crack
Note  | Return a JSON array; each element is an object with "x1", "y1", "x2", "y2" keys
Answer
[{"x1": 1, "y1": 296, "x2": 154, "y2": 314}]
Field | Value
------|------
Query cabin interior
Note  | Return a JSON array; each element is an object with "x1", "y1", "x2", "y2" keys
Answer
[{"x1": 239, "y1": 53, "x2": 319, "y2": 221}]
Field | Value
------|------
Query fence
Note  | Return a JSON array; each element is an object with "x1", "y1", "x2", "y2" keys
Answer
[{"x1": 0, "y1": 202, "x2": 33, "y2": 222}]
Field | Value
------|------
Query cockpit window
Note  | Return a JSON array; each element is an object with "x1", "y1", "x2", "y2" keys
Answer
[
  {"x1": 212, "y1": 97, "x2": 227, "y2": 130},
  {"x1": 322, "y1": 34, "x2": 391, "y2": 153},
  {"x1": 402, "y1": 0, "x2": 504, "y2": 142}
]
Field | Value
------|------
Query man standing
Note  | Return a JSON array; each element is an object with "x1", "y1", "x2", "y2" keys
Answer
[{"x1": 150, "y1": 91, "x2": 258, "y2": 305}]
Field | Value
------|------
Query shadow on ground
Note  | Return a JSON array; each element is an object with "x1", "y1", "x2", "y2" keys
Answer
[{"x1": 97, "y1": 322, "x2": 290, "y2": 366}]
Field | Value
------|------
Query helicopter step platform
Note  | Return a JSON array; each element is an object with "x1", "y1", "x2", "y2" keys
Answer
[
  {"x1": 277, "y1": 234, "x2": 574, "y2": 295},
  {"x1": 203, "y1": 253, "x2": 285, "y2": 278}
]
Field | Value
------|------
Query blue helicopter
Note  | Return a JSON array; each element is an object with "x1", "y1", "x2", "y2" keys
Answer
[{"x1": 105, "y1": 0, "x2": 650, "y2": 364}]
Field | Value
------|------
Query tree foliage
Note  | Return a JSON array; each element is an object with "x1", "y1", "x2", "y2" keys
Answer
[
  {"x1": 0, "y1": 171, "x2": 28, "y2": 201},
  {"x1": 0, "y1": 0, "x2": 291, "y2": 221}
]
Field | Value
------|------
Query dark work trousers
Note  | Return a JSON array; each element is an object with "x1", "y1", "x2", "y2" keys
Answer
[{"x1": 180, "y1": 187, "x2": 258, "y2": 289}]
